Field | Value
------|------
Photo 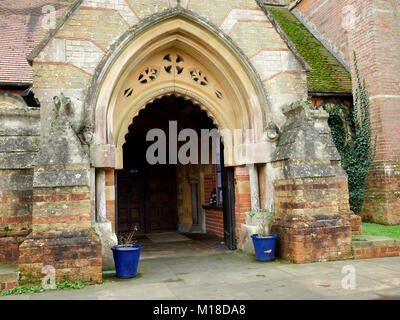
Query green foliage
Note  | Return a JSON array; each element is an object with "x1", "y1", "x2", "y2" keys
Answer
[
  {"x1": 0, "y1": 280, "x2": 85, "y2": 296},
  {"x1": 326, "y1": 53, "x2": 376, "y2": 214},
  {"x1": 362, "y1": 222, "x2": 400, "y2": 240},
  {"x1": 56, "y1": 280, "x2": 85, "y2": 290},
  {"x1": 352, "y1": 236, "x2": 368, "y2": 241},
  {"x1": 0, "y1": 285, "x2": 43, "y2": 296},
  {"x1": 3, "y1": 226, "x2": 14, "y2": 232}
]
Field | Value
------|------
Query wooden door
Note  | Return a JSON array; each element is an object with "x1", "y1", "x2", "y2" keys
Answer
[
  {"x1": 145, "y1": 165, "x2": 178, "y2": 233},
  {"x1": 117, "y1": 168, "x2": 145, "y2": 233},
  {"x1": 117, "y1": 164, "x2": 178, "y2": 234}
]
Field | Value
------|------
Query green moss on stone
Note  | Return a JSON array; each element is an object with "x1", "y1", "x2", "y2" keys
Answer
[{"x1": 268, "y1": 7, "x2": 352, "y2": 92}]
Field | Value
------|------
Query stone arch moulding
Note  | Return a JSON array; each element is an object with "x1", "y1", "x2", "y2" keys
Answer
[{"x1": 86, "y1": 8, "x2": 273, "y2": 168}]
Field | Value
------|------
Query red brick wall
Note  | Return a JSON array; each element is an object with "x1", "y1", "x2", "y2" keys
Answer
[
  {"x1": 0, "y1": 281, "x2": 18, "y2": 291},
  {"x1": 204, "y1": 207, "x2": 224, "y2": 238},
  {"x1": 294, "y1": 0, "x2": 400, "y2": 158},
  {"x1": 354, "y1": 246, "x2": 400, "y2": 259},
  {"x1": 271, "y1": 159, "x2": 356, "y2": 263},
  {"x1": 19, "y1": 229, "x2": 102, "y2": 284},
  {"x1": 203, "y1": 165, "x2": 223, "y2": 238},
  {"x1": 353, "y1": 239, "x2": 400, "y2": 259},
  {"x1": 294, "y1": 0, "x2": 400, "y2": 224},
  {"x1": 203, "y1": 166, "x2": 251, "y2": 245},
  {"x1": 203, "y1": 165, "x2": 217, "y2": 202},
  {"x1": 0, "y1": 230, "x2": 29, "y2": 264}
]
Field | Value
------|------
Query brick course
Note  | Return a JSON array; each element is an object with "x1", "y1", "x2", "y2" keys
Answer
[
  {"x1": 0, "y1": 230, "x2": 29, "y2": 265},
  {"x1": 204, "y1": 207, "x2": 224, "y2": 238},
  {"x1": 19, "y1": 229, "x2": 102, "y2": 284},
  {"x1": 352, "y1": 236, "x2": 400, "y2": 260}
]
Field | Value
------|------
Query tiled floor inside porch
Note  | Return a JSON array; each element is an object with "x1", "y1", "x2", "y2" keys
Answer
[{"x1": 139, "y1": 232, "x2": 229, "y2": 260}]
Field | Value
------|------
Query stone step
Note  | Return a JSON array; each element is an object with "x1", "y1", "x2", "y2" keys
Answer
[
  {"x1": 352, "y1": 235, "x2": 400, "y2": 260},
  {"x1": 189, "y1": 225, "x2": 203, "y2": 233},
  {"x1": 0, "y1": 264, "x2": 19, "y2": 291}
]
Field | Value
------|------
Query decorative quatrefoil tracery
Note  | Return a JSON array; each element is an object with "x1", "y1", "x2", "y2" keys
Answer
[
  {"x1": 162, "y1": 53, "x2": 185, "y2": 75},
  {"x1": 123, "y1": 52, "x2": 222, "y2": 100},
  {"x1": 190, "y1": 70, "x2": 208, "y2": 86},
  {"x1": 138, "y1": 67, "x2": 159, "y2": 84}
]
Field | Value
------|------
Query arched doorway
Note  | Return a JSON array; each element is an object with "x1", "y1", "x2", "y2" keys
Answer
[
  {"x1": 115, "y1": 95, "x2": 236, "y2": 248},
  {"x1": 88, "y1": 11, "x2": 273, "y2": 255}
]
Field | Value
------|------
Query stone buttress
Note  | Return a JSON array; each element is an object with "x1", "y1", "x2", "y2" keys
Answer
[
  {"x1": 271, "y1": 100, "x2": 362, "y2": 263},
  {"x1": 18, "y1": 96, "x2": 102, "y2": 284}
]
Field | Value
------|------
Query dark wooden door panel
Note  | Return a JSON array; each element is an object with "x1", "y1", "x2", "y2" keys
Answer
[
  {"x1": 145, "y1": 165, "x2": 178, "y2": 233},
  {"x1": 117, "y1": 165, "x2": 178, "y2": 234},
  {"x1": 117, "y1": 169, "x2": 145, "y2": 233}
]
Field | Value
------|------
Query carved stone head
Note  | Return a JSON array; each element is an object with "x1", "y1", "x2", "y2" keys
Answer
[{"x1": 80, "y1": 122, "x2": 95, "y2": 145}]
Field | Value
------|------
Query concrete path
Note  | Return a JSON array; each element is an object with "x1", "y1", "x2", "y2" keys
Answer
[{"x1": 1, "y1": 251, "x2": 400, "y2": 300}]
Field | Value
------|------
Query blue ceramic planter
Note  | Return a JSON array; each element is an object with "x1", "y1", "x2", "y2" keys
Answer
[
  {"x1": 251, "y1": 234, "x2": 277, "y2": 262},
  {"x1": 111, "y1": 244, "x2": 143, "y2": 279}
]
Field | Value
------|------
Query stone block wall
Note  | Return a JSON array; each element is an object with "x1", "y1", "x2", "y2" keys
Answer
[
  {"x1": 0, "y1": 106, "x2": 40, "y2": 233},
  {"x1": 0, "y1": 105, "x2": 40, "y2": 264},
  {"x1": 0, "y1": 170, "x2": 34, "y2": 232},
  {"x1": 105, "y1": 169, "x2": 115, "y2": 231},
  {"x1": 234, "y1": 166, "x2": 252, "y2": 249},
  {"x1": 32, "y1": 0, "x2": 308, "y2": 141}
]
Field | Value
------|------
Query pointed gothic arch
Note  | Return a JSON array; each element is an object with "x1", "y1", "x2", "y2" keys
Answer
[{"x1": 85, "y1": 8, "x2": 272, "y2": 167}]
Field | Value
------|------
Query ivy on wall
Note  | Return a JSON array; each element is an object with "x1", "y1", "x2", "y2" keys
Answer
[{"x1": 325, "y1": 53, "x2": 376, "y2": 214}]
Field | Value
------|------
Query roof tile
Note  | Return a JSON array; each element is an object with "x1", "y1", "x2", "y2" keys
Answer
[{"x1": 0, "y1": 0, "x2": 71, "y2": 84}]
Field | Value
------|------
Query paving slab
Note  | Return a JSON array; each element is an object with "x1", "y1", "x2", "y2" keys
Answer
[{"x1": 1, "y1": 250, "x2": 400, "y2": 300}]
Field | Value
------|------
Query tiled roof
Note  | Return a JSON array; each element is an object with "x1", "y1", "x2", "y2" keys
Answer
[
  {"x1": 0, "y1": 1, "x2": 352, "y2": 93},
  {"x1": 266, "y1": 6, "x2": 353, "y2": 93},
  {"x1": 0, "y1": 0, "x2": 71, "y2": 85}
]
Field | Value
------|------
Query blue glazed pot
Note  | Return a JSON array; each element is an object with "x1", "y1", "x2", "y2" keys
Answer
[
  {"x1": 251, "y1": 234, "x2": 278, "y2": 262},
  {"x1": 111, "y1": 244, "x2": 143, "y2": 279}
]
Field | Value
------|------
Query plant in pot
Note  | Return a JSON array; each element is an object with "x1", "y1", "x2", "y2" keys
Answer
[
  {"x1": 247, "y1": 209, "x2": 278, "y2": 262},
  {"x1": 111, "y1": 225, "x2": 143, "y2": 279}
]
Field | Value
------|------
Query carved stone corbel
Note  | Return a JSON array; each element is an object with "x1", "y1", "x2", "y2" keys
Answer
[{"x1": 264, "y1": 121, "x2": 280, "y2": 142}]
